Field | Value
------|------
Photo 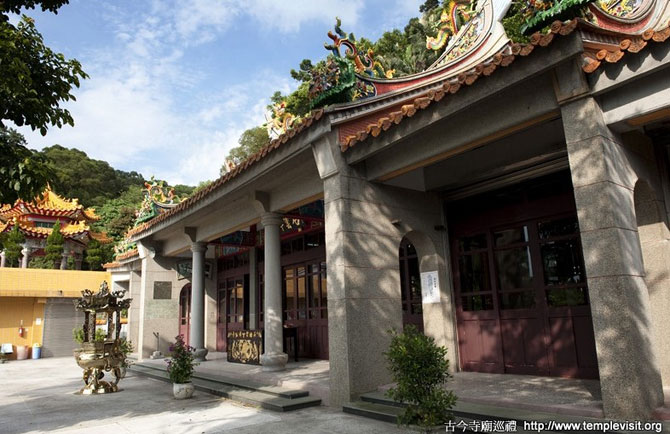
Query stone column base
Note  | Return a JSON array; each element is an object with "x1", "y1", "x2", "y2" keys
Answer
[
  {"x1": 261, "y1": 352, "x2": 288, "y2": 371},
  {"x1": 193, "y1": 348, "x2": 208, "y2": 362}
]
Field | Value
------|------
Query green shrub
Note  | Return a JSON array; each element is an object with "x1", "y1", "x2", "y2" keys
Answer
[
  {"x1": 166, "y1": 335, "x2": 198, "y2": 384},
  {"x1": 384, "y1": 325, "x2": 457, "y2": 429}
]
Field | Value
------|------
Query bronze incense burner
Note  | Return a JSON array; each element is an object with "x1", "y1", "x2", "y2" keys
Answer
[{"x1": 73, "y1": 281, "x2": 132, "y2": 394}]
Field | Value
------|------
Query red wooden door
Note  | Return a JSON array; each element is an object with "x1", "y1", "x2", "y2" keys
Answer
[
  {"x1": 179, "y1": 285, "x2": 191, "y2": 345},
  {"x1": 217, "y1": 275, "x2": 246, "y2": 352},
  {"x1": 453, "y1": 232, "x2": 504, "y2": 373},
  {"x1": 450, "y1": 173, "x2": 598, "y2": 379},
  {"x1": 283, "y1": 260, "x2": 328, "y2": 359}
]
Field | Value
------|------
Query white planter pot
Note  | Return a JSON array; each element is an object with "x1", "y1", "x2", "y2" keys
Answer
[{"x1": 173, "y1": 382, "x2": 194, "y2": 399}]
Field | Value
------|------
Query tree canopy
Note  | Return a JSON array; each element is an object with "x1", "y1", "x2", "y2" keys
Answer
[
  {"x1": 44, "y1": 220, "x2": 64, "y2": 268},
  {"x1": 0, "y1": 0, "x2": 86, "y2": 203},
  {"x1": 220, "y1": 126, "x2": 270, "y2": 174},
  {"x1": 0, "y1": 0, "x2": 70, "y2": 18},
  {"x1": 3, "y1": 225, "x2": 25, "y2": 267},
  {"x1": 0, "y1": 15, "x2": 88, "y2": 135},
  {"x1": 40, "y1": 145, "x2": 144, "y2": 208},
  {"x1": 0, "y1": 126, "x2": 50, "y2": 203}
]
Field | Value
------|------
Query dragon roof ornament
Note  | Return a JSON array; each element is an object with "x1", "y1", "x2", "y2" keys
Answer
[{"x1": 133, "y1": 176, "x2": 184, "y2": 226}]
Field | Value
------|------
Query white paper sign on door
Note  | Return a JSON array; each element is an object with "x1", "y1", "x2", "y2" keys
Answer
[{"x1": 420, "y1": 271, "x2": 440, "y2": 304}]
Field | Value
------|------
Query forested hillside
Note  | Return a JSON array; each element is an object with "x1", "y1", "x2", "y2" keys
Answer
[{"x1": 0, "y1": 126, "x2": 195, "y2": 269}]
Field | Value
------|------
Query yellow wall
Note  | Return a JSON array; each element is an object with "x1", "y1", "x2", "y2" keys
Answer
[
  {"x1": 0, "y1": 297, "x2": 45, "y2": 359},
  {"x1": 0, "y1": 268, "x2": 110, "y2": 297}
]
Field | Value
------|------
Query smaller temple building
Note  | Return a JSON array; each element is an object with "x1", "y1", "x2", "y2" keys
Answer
[{"x1": 0, "y1": 186, "x2": 108, "y2": 269}]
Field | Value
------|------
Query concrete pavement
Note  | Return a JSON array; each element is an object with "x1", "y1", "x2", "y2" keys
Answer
[{"x1": 0, "y1": 357, "x2": 408, "y2": 434}]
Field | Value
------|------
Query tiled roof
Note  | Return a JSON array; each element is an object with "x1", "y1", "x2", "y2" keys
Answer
[
  {"x1": 103, "y1": 247, "x2": 139, "y2": 269},
  {"x1": 126, "y1": 109, "x2": 324, "y2": 239},
  {"x1": 340, "y1": 18, "x2": 670, "y2": 151},
  {"x1": 0, "y1": 218, "x2": 99, "y2": 241},
  {"x1": 0, "y1": 187, "x2": 101, "y2": 222}
]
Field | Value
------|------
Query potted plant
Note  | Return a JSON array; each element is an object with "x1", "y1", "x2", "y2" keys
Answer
[
  {"x1": 384, "y1": 325, "x2": 457, "y2": 432},
  {"x1": 166, "y1": 335, "x2": 198, "y2": 399}
]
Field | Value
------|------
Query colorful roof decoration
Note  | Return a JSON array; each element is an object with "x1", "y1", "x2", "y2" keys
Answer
[
  {"x1": 266, "y1": 101, "x2": 302, "y2": 139},
  {"x1": 427, "y1": 0, "x2": 477, "y2": 51},
  {"x1": 123, "y1": 0, "x2": 670, "y2": 241},
  {"x1": 133, "y1": 177, "x2": 184, "y2": 226},
  {"x1": 0, "y1": 185, "x2": 100, "y2": 223},
  {"x1": 0, "y1": 186, "x2": 109, "y2": 244}
]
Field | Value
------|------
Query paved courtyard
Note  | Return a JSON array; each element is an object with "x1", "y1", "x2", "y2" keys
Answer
[{"x1": 0, "y1": 357, "x2": 407, "y2": 434}]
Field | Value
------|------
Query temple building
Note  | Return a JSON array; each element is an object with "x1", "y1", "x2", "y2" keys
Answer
[
  {"x1": 0, "y1": 186, "x2": 108, "y2": 269},
  {"x1": 107, "y1": 0, "x2": 670, "y2": 420}
]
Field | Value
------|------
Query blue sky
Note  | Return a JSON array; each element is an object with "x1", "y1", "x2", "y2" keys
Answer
[{"x1": 12, "y1": 0, "x2": 424, "y2": 186}]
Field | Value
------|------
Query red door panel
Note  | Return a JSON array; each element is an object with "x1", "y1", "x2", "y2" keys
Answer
[{"x1": 450, "y1": 174, "x2": 599, "y2": 379}]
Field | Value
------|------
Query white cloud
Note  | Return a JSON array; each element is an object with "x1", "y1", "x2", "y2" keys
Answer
[
  {"x1": 16, "y1": 1, "x2": 370, "y2": 186},
  {"x1": 247, "y1": 0, "x2": 364, "y2": 33}
]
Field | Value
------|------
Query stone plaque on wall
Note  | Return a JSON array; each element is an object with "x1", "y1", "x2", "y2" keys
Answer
[{"x1": 153, "y1": 281, "x2": 172, "y2": 300}]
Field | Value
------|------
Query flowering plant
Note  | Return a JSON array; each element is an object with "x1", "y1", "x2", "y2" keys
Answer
[{"x1": 166, "y1": 335, "x2": 198, "y2": 384}]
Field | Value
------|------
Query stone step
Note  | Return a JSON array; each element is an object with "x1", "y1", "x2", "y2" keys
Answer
[
  {"x1": 134, "y1": 362, "x2": 309, "y2": 399},
  {"x1": 342, "y1": 400, "x2": 404, "y2": 424},
  {"x1": 346, "y1": 393, "x2": 631, "y2": 434},
  {"x1": 129, "y1": 364, "x2": 320, "y2": 412}
]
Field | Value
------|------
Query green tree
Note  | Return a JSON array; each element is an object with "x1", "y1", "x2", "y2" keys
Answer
[
  {"x1": 223, "y1": 126, "x2": 270, "y2": 170},
  {"x1": 1, "y1": 3, "x2": 88, "y2": 135},
  {"x1": 502, "y1": 1, "x2": 530, "y2": 43},
  {"x1": 172, "y1": 184, "x2": 195, "y2": 198},
  {"x1": 39, "y1": 145, "x2": 144, "y2": 208},
  {"x1": 84, "y1": 239, "x2": 115, "y2": 271},
  {"x1": 290, "y1": 59, "x2": 315, "y2": 83},
  {"x1": 84, "y1": 239, "x2": 103, "y2": 270},
  {"x1": 94, "y1": 185, "x2": 143, "y2": 241},
  {"x1": 28, "y1": 255, "x2": 51, "y2": 269},
  {"x1": 3, "y1": 225, "x2": 25, "y2": 267},
  {"x1": 44, "y1": 221, "x2": 64, "y2": 268},
  {"x1": 1, "y1": 1, "x2": 70, "y2": 17},
  {"x1": 419, "y1": 0, "x2": 440, "y2": 13},
  {"x1": 0, "y1": 126, "x2": 51, "y2": 203},
  {"x1": 191, "y1": 179, "x2": 213, "y2": 195}
]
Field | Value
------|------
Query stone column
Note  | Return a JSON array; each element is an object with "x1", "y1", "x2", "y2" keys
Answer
[
  {"x1": 260, "y1": 212, "x2": 287, "y2": 371},
  {"x1": 248, "y1": 246, "x2": 258, "y2": 330},
  {"x1": 0, "y1": 250, "x2": 5, "y2": 268},
  {"x1": 190, "y1": 242, "x2": 208, "y2": 361},
  {"x1": 20, "y1": 246, "x2": 30, "y2": 268},
  {"x1": 563, "y1": 97, "x2": 663, "y2": 419},
  {"x1": 60, "y1": 252, "x2": 68, "y2": 270}
]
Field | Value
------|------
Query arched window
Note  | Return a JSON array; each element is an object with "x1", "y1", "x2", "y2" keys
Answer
[
  {"x1": 179, "y1": 285, "x2": 191, "y2": 345},
  {"x1": 399, "y1": 237, "x2": 424, "y2": 332}
]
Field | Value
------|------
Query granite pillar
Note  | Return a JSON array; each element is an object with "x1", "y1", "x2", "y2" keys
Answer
[
  {"x1": 563, "y1": 97, "x2": 663, "y2": 419},
  {"x1": 260, "y1": 212, "x2": 287, "y2": 371},
  {"x1": 190, "y1": 241, "x2": 208, "y2": 361}
]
